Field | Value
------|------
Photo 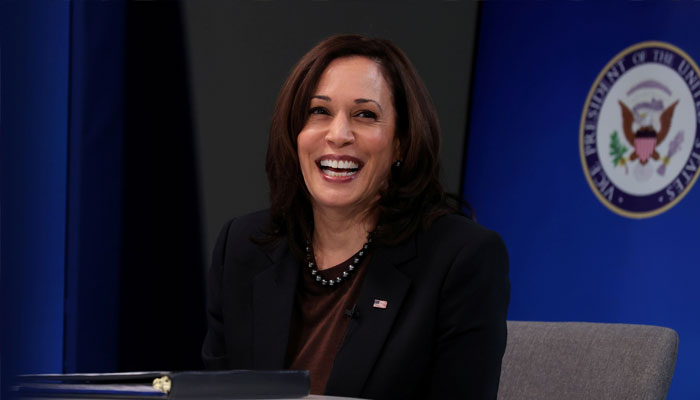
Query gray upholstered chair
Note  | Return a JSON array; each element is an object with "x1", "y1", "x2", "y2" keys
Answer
[{"x1": 498, "y1": 321, "x2": 678, "y2": 400}]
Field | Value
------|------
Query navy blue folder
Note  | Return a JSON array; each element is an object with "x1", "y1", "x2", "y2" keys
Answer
[{"x1": 13, "y1": 370, "x2": 310, "y2": 399}]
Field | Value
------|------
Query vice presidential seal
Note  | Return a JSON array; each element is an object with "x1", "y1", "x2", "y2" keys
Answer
[{"x1": 580, "y1": 41, "x2": 700, "y2": 218}]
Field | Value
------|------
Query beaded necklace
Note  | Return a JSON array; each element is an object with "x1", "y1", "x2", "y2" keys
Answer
[{"x1": 304, "y1": 232, "x2": 373, "y2": 288}]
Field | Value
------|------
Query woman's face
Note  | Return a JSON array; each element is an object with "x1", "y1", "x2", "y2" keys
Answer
[{"x1": 297, "y1": 56, "x2": 398, "y2": 216}]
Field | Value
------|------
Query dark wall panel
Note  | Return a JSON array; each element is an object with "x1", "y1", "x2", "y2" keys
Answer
[{"x1": 120, "y1": 1, "x2": 205, "y2": 371}]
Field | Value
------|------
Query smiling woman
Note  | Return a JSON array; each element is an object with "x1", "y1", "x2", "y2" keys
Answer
[{"x1": 202, "y1": 35, "x2": 510, "y2": 400}]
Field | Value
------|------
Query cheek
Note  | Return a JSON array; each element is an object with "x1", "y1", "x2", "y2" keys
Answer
[
  {"x1": 296, "y1": 131, "x2": 315, "y2": 162},
  {"x1": 296, "y1": 130, "x2": 308, "y2": 153},
  {"x1": 368, "y1": 132, "x2": 396, "y2": 162},
  {"x1": 297, "y1": 124, "x2": 326, "y2": 151},
  {"x1": 365, "y1": 138, "x2": 396, "y2": 185},
  {"x1": 297, "y1": 129, "x2": 326, "y2": 188}
]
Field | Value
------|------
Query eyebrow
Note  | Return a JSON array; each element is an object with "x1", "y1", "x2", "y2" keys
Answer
[
  {"x1": 311, "y1": 95, "x2": 383, "y2": 111},
  {"x1": 355, "y1": 98, "x2": 383, "y2": 111}
]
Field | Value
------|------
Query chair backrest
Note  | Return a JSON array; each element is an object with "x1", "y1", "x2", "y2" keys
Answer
[{"x1": 498, "y1": 321, "x2": 678, "y2": 400}]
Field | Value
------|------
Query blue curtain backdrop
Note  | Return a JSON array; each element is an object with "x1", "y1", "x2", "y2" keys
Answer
[
  {"x1": 0, "y1": 1, "x2": 125, "y2": 389},
  {"x1": 1, "y1": 1, "x2": 203, "y2": 392},
  {"x1": 63, "y1": 0, "x2": 125, "y2": 373},
  {"x1": 0, "y1": 1, "x2": 70, "y2": 395},
  {"x1": 463, "y1": 3, "x2": 700, "y2": 399}
]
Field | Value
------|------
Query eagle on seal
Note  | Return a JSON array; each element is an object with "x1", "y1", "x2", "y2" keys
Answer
[{"x1": 618, "y1": 99, "x2": 679, "y2": 165}]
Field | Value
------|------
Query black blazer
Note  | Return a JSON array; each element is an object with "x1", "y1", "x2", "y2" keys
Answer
[{"x1": 202, "y1": 210, "x2": 510, "y2": 399}]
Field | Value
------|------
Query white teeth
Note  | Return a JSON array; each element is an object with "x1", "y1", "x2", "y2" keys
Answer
[
  {"x1": 323, "y1": 169, "x2": 357, "y2": 177},
  {"x1": 319, "y1": 159, "x2": 336, "y2": 168},
  {"x1": 339, "y1": 160, "x2": 359, "y2": 169},
  {"x1": 319, "y1": 159, "x2": 359, "y2": 169}
]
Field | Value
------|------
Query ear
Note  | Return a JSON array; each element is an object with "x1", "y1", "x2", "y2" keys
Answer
[{"x1": 392, "y1": 135, "x2": 401, "y2": 162}]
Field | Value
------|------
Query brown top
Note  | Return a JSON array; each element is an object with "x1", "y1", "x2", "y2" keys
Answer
[{"x1": 284, "y1": 253, "x2": 371, "y2": 395}]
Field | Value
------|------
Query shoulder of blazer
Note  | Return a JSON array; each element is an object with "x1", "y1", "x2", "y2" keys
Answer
[
  {"x1": 218, "y1": 209, "x2": 283, "y2": 266},
  {"x1": 418, "y1": 213, "x2": 504, "y2": 252}
]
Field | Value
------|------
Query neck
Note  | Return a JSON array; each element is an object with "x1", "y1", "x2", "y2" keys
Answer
[{"x1": 311, "y1": 205, "x2": 377, "y2": 270}]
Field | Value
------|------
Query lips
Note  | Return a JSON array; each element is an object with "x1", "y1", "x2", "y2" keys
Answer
[{"x1": 316, "y1": 155, "x2": 363, "y2": 178}]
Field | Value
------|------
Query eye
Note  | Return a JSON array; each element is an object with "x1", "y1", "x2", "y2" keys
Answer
[
  {"x1": 309, "y1": 106, "x2": 329, "y2": 116},
  {"x1": 356, "y1": 110, "x2": 377, "y2": 119}
]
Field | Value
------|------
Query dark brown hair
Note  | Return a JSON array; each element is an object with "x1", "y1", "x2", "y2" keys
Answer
[{"x1": 265, "y1": 34, "x2": 456, "y2": 257}]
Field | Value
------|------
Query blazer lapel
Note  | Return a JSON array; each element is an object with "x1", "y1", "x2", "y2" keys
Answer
[
  {"x1": 325, "y1": 236, "x2": 416, "y2": 397},
  {"x1": 252, "y1": 238, "x2": 299, "y2": 369}
]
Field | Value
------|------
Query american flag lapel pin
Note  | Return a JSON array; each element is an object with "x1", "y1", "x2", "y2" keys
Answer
[{"x1": 373, "y1": 299, "x2": 388, "y2": 309}]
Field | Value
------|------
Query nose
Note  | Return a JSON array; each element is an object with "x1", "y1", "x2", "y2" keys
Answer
[{"x1": 325, "y1": 114, "x2": 355, "y2": 147}]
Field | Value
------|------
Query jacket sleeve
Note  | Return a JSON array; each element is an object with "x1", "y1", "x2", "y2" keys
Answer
[
  {"x1": 201, "y1": 219, "x2": 234, "y2": 370},
  {"x1": 429, "y1": 230, "x2": 510, "y2": 399}
]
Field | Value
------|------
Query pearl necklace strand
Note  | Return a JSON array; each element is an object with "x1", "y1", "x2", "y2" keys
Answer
[{"x1": 305, "y1": 232, "x2": 373, "y2": 288}]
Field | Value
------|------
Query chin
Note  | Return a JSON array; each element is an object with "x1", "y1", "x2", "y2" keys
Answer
[{"x1": 314, "y1": 197, "x2": 359, "y2": 211}]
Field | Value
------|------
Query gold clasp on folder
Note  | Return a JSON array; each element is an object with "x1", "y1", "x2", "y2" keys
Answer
[{"x1": 153, "y1": 376, "x2": 172, "y2": 394}]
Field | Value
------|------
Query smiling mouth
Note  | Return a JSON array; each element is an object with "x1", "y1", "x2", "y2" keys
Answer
[{"x1": 316, "y1": 157, "x2": 363, "y2": 178}]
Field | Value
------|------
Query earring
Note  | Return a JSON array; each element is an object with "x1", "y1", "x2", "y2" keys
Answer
[{"x1": 393, "y1": 160, "x2": 402, "y2": 168}]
